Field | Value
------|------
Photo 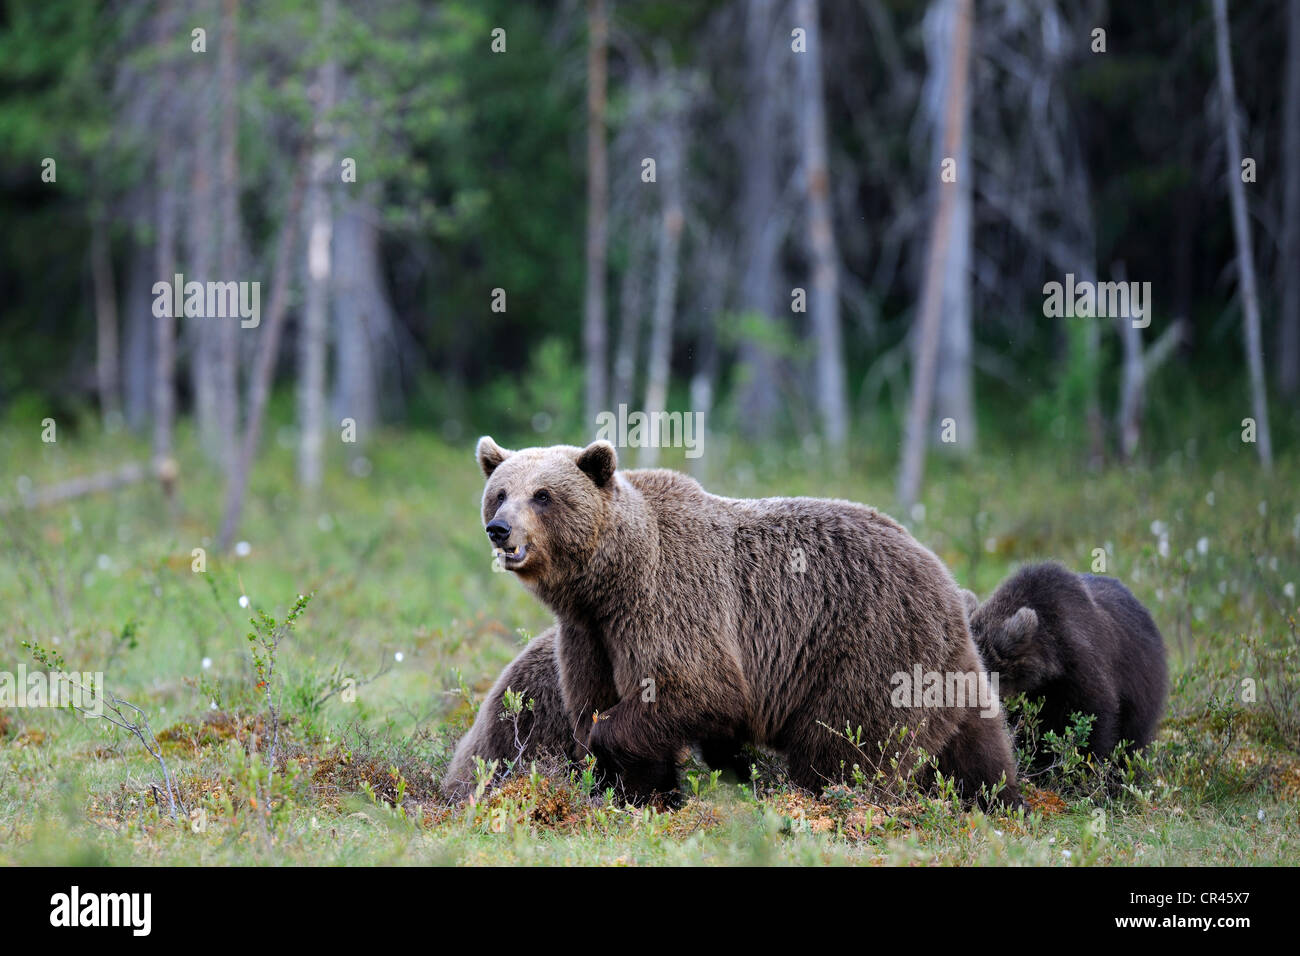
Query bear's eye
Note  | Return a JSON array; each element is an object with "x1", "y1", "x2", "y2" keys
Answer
[
  {"x1": 495, "y1": 490, "x2": 506, "y2": 504},
  {"x1": 532, "y1": 489, "x2": 551, "y2": 505}
]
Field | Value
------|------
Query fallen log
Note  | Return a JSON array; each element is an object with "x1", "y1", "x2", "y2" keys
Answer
[{"x1": 0, "y1": 457, "x2": 177, "y2": 513}]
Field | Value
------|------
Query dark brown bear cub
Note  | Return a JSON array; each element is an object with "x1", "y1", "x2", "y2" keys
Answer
[
  {"x1": 966, "y1": 562, "x2": 1167, "y2": 765},
  {"x1": 475, "y1": 436, "x2": 1020, "y2": 809}
]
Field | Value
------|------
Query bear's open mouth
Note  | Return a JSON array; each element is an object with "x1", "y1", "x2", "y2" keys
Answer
[{"x1": 495, "y1": 543, "x2": 528, "y2": 568}]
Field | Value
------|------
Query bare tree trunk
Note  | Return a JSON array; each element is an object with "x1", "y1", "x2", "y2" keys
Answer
[
  {"x1": 154, "y1": 168, "x2": 180, "y2": 476},
  {"x1": 583, "y1": 0, "x2": 610, "y2": 431},
  {"x1": 1073, "y1": 263, "x2": 1106, "y2": 470},
  {"x1": 897, "y1": 0, "x2": 972, "y2": 508},
  {"x1": 737, "y1": 0, "x2": 783, "y2": 438},
  {"x1": 687, "y1": 232, "x2": 731, "y2": 480},
  {"x1": 1118, "y1": 257, "x2": 1185, "y2": 463},
  {"x1": 298, "y1": 14, "x2": 337, "y2": 492},
  {"x1": 188, "y1": 30, "x2": 219, "y2": 460},
  {"x1": 639, "y1": 121, "x2": 684, "y2": 469},
  {"x1": 612, "y1": 229, "x2": 647, "y2": 409},
  {"x1": 90, "y1": 220, "x2": 122, "y2": 430},
  {"x1": 123, "y1": 240, "x2": 154, "y2": 432},
  {"x1": 152, "y1": 0, "x2": 179, "y2": 479},
  {"x1": 1280, "y1": 0, "x2": 1300, "y2": 396},
  {"x1": 918, "y1": 0, "x2": 975, "y2": 456},
  {"x1": 215, "y1": 0, "x2": 242, "y2": 478},
  {"x1": 1212, "y1": 0, "x2": 1273, "y2": 469},
  {"x1": 933, "y1": 141, "x2": 974, "y2": 453},
  {"x1": 219, "y1": 156, "x2": 309, "y2": 550},
  {"x1": 1113, "y1": 261, "x2": 1144, "y2": 461},
  {"x1": 332, "y1": 193, "x2": 395, "y2": 441},
  {"x1": 796, "y1": 0, "x2": 849, "y2": 454}
]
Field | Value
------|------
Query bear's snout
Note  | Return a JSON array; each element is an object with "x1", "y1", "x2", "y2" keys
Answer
[{"x1": 486, "y1": 518, "x2": 511, "y2": 546}]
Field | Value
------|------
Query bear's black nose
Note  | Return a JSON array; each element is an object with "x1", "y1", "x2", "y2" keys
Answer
[{"x1": 486, "y1": 518, "x2": 511, "y2": 545}]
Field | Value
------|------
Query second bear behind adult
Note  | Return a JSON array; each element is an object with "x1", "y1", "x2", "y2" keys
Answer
[
  {"x1": 475, "y1": 436, "x2": 1019, "y2": 808},
  {"x1": 966, "y1": 562, "x2": 1167, "y2": 764}
]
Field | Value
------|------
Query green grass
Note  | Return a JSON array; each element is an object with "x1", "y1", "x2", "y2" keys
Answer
[{"x1": 0, "y1": 416, "x2": 1296, "y2": 866}]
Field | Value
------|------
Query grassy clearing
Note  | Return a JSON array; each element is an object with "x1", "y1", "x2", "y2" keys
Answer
[{"x1": 0, "y1": 418, "x2": 1296, "y2": 865}]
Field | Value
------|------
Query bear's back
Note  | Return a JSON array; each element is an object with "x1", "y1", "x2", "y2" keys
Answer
[
  {"x1": 1082, "y1": 573, "x2": 1167, "y2": 741},
  {"x1": 619, "y1": 470, "x2": 973, "y2": 741}
]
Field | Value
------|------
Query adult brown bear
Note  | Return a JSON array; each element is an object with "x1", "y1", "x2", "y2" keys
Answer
[{"x1": 473, "y1": 436, "x2": 1019, "y2": 808}]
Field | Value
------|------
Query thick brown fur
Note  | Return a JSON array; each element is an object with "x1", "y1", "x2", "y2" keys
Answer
[
  {"x1": 442, "y1": 630, "x2": 753, "y2": 804},
  {"x1": 965, "y1": 562, "x2": 1167, "y2": 765},
  {"x1": 475, "y1": 436, "x2": 1020, "y2": 808},
  {"x1": 441, "y1": 627, "x2": 577, "y2": 801}
]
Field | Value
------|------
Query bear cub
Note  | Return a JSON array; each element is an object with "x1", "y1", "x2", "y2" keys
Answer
[
  {"x1": 441, "y1": 627, "x2": 578, "y2": 801},
  {"x1": 965, "y1": 562, "x2": 1167, "y2": 765},
  {"x1": 442, "y1": 628, "x2": 753, "y2": 802}
]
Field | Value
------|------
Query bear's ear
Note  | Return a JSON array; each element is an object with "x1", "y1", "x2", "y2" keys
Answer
[
  {"x1": 999, "y1": 607, "x2": 1039, "y2": 651},
  {"x1": 576, "y1": 439, "x2": 618, "y2": 487},
  {"x1": 476, "y1": 436, "x2": 512, "y2": 478},
  {"x1": 960, "y1": 589, "x2": 980, "y2": 619}
]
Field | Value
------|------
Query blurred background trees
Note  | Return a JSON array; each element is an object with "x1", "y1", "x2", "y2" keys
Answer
[{"x1": 0, "y1": 0, "x2": 1294, "y2": 533}]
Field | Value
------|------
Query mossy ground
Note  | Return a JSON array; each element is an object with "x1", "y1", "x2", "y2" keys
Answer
[{"x1": 1, "y1": 420, "x2": 1296, "y2": 865}]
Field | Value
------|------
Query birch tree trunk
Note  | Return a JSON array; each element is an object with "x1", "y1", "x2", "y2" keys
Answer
[
  {"x1": 918, "y1": 0, "x2": 975, "y2": 455},
  {"x1": 796, "y1": 0, "x2": 849, "y2": 453},
  {"x1": 612, "y1": 228, "x2": 647, "y2": 409},
  {"x1": 1114, "y1": 262, "x2": 1144, "y2": 461},
  {"x1": 90, "y1": 219, "x2": 122, "y2": 430},
  {"x1": 218, "y1": 155, "x2": 309, "y2": 550},
  {"x1": 332, "y1": 192, "x2": 396, "y2": 440},
  {"x1": 583, "y1": 0, "x2": 610, "y2": 431},
  {"x1": 188, "y1": 21, "x2": 219, "y2": 460},
  {"x1": 1212, "y1": 0, "x2": 1273, "y2": 468},
  {"x1": 933, "y1": 139, "x2": 973, "y2": 453},
  {"x1": 897, "y1": 0, "x2": 972, "y2": 508},
  {"x1": 153, "y1": 0, "x2": 180, "y2": 480},
  {"x1": 216, "y1": 0, "x2": 242, "y2": 477},
  {"x1": 737, "y1": 0, "x2": 783, "y2": 438},
  {"x1": 154, "y1": 169, "x2": 180, "y2": 473},
  {"x1": 298, "y1": 15, "x2": 337, "y2": 492},
  {"x1": 123, "y1": 241, "x2": 154, "y2": 432},
  {"x1": 640, "y1": 119, "x2": 684, "y2": 468},
  {"x1": 1280, "y1": 0, "x2": 1300, "y2": 397},
  {"x1": 688, "y1": 233, "x2": 730, "y2": 480}
]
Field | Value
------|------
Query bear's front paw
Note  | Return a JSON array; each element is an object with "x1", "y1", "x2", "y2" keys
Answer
[
  {"x1": 588, "y1": 708, "x2": 617, "y2": 755},
  {"x1": 586, "y1": 713, "x2": 680, "y2": 807}
]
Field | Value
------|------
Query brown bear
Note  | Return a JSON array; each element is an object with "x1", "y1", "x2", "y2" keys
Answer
[
  {"x1": 964, "y1": 562, "x2": 1167, "y2": 766},
  {"x1": 441, "y1": 627, "x2": 578, "y2": 801},
  {"x1": 474, "y1": 436, "x2": 1020, "y2": 809}
]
